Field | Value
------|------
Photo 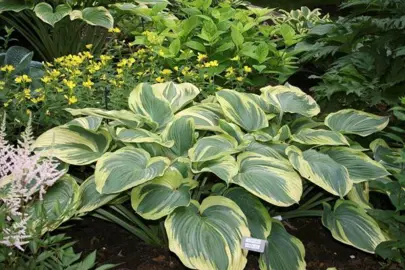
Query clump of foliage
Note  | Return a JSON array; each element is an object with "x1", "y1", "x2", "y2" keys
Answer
[
  {"x1": 296, "y1": 0, "x2": 405, "y2": 109},
  {"x1": 33, "y1": 81, "x2": 395, "y2": 269}
]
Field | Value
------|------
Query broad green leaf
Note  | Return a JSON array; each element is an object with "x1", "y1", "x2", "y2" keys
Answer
[
  {"x1": 175, "y1": 103, "x2": 223, "y2": 131},
  {"x1": 370, "y1": 139, "x2": 404, "y2": 174},
  {"x1": 219, "y1": 120, "x2": 246, "y2": 144},
  {"x1": 152, "y1": 82, "x2": 200, "y2": 112},
  {"x1": 95, "y1": 147, "x2": 170, "y2": 194},
  {"x1": 128, "y1": 83, "x2": 174, "y2": 129},
  {"x1": 131, "y1": 171, "x2": 197, "y2": 220},
  {"x1": 259, "y1": 221, "x2": 306, "y2": 270},
  {"x1": 347, "y1": 183, "x2": 371, "y2": 209},
  {"x1": 161, "y1": 116, "x2": 196, "y2": 156},
  {"x1": 116, "y1": 127, "x2": 174, "y2": 147},
  {"x1": 33, "y1": 126, "x2": 111, "y2": 166},
  {"x1": 216, "y1": 90, "x2": 268, "y2": 131},
  {"x1": 77, "y1": 175, "x2": 120, "y2": 214},
  {"x1": 165, "y1": 196, "x2": 249, "y2": 270},
  {"x1": 192, "y1": 155, "x2": 238, "y2": 184},
  {"x1": 169, "y1": 157, "x2": 192, "y2": 178},
  {"x1": 169, "y1": 39, "x2": 181, "y2": 56},
  {"x1": 66, "y1": 116, "x2": 102, "y2": 132},
  {"x1": 261, "y1": 84, "x2": 320, "y2": 117},
  {"x1": 66, "y1": 108, "x2": 144, "y2": 128},
  {"x1": 321, "y1": 147, "x2": 390, "y2": 183},
  {"x1": 224, "y1": 187, "x2": 271, "y2": 239},
  {"x1": 322, "y1": 200, "x2": 386, "y2": 253},
  {"x1": 233, "y1": 152, "x2": 302, "y2": 207},
  {"x1": 70, "y1": 7, "x2": 114, "y2": 29},
  {"x1": 325, "y1": 109, "x2": 389, "y2": 137},
  {"x1": 185, "y1": 40, "x2": 206, "y2": 52},
  {"x1": 292, "y1": 128, "x2": 349, "y2": 146},
  {"x1": 0, "y1": 0, "x2": 33, "y2": 13},
  {"x1": 188, "y1": 134, "x2": 239, "y2": 162},
  {"x1": 34, "y1": 3, "x2": 71, "y2": 27},
  {"x1": 286, "y1": 146, "x2": 352, "y2": 197},
  {"x1": 231, "y1": 26, "x2": 244, "y2": 47},
  {"x1": 279, "y1": 24, "x2": 296, "y2": 47},
  {"x1": 246, "y1": 141, "x2": 288, "y2": 160}
]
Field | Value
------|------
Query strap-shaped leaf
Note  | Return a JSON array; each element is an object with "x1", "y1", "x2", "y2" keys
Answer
[
  {"x1": 161, "y1": 116, "x2": 196, "y2": 156},
  {"x1": 70, "y1": 7, "x2": 114, "y2": 29},
  {"x1": 259, "y1": 221, "x2": 306, "y2": 270},
  {"x1": 322, "y1": 200, "x2": 386, "y2": 253},
  {"x1": 233, "y1": 152, "x2": 302, "y2": 207},
  {"x1": 152, "y1": 82, "x2": 200, "y2": 112},
  {"x1": 224, "y1": 187, "x2": 272, "y2": 239},
  {"x1": 321, "y1": 147, "x2": 390, "y2": 183},
  {"x1": 188, "y1": 134, "x2": 239, "y2": 162},
  {"x1": 175, "y1": 103, "x2": 224, "y2": 132},
  {"x1": 292, "y1": 128, "x2": 349, "y2": 146},
  {"x1": 325, "y1": 109, "x2": 389, "y2": 137},
  {"x1": 95, "y1": 147, "x2": 170, "y2": 194},
  {"x1": 77, "y1": 175, "x2": 120, "y2": 214},
  {"x1": 66, "y1": 116, "x2": 102, "y2": 132},
  {"x1": 192, "y1": 155, "x2": 238, "y2": 184},
  {"x1": 131, "y1": 171, "x2": 197, "y2": 220},
  {"x1": 116, "y1": 127, "x2": 174, "y2": 147},
  {"x1": 128, "y1": 82, "x2": 173, "y2": 129},
  {"x1": 33, "y1": 126, "x2": 111, "y2": 166},
  {"x1": 261, "y1": 84, "x2": 320, "y2": 117},
  {"x1": 165, "y1": 196, "x2": 249, "y2": 270},
  {"x1": 286, "y1": 146, "x2": 352, "y2": 197},
  {"x1": 34, "y1": 3, "x2": 71, "y2": 27},
  {"x1": 216, "y1": 89, "x2": 268, "y2": 131}
]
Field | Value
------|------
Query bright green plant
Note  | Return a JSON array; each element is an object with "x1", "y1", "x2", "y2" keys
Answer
[{"x1": 33, "y1": 81, "x2": 393, "y2": 269}]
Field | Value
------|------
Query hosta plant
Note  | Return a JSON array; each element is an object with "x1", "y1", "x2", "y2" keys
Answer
[{"x1": 33, "y1": 81, "x2": 392, "y2": 269}]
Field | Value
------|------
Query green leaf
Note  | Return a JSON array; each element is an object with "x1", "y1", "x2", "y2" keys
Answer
[
  {"x1": 286, "y1": 146, "x2": 352, "y2": 197},
  {"x1": 192, "y1": 155, "x2": 238, "y2": 184},
  {"x1": 325, "y1": 109, "x2": 389, "y2": 137},
  {"x1": 216, "y1": 90, "x2": 268, "y2": 131},
  {"x1": 261, "y1": 84, "x2": 320, "y2": 117},
  {"x1": 218, "y1": 120, "x2": 245, "y2": 144},
  {"x1": 185, "y1": 40, "x2": 206, "y2": 52},
  {"x1": 34, "y1": 3, "x2": 71, "y2": 27},
  {"x1": 292, "y1": 128, "x2": 349, "y2": 146},
  {"x1": 95, "y1": 147, "x2": 170, "y2": 194},
  {"x1": 322, "y1": 200, "x2": 386, "y2": 253},
  {"x1": 321, "y1": 147, "x2": 390, "y2": 183},
  {"x1": 231, "y1": 25, "x2": 244, "y2": 47},
  {"x1": 70, "y1": 7, "x2": 114, "y2": 29},
  {"x1": 224, "y1": 187, "x2": 271, "y2": 239},
  {"x1": 279, "y1": 24, "x2": 296, "y2": 47},
  {"x1": 161, "y1": 116, "x2": 196, "y2": 156},
  {"x1": 175, "y1": 103, "x2": 224, "y2": 132},
  {"x1": 200, "y1": 20, "x2": 218, "y2": 42},
  {"x1": 347, "y1": 183, "x2": 371, "y2": 209},
  {"x1": 152, "y1": 82, "x2": 200, "y2": 113},
  {"x1": 255, "y1": 42, "x2": 269, "y2": 64},
  {"x1": 188, "y1": 134, "x2": 239, "y2": 162},
  {"x1": 165, "y1": 196, "x2": 249, "y2": 270},
  {"x1": 116, "y1": 127, "x2": 174, "y2": 147},
  {"x1": 169, "y1": 39, "x2": 181, "y2": 56},
  {"x1": 259, "y1": 221, "x2": 306, "y2": 270},
  {"x1": 0, "y1": 0, "x2": 33, "y2": 13},
  {"x1": 33, "y1": 126, "x2": 111, "y2": 166},
  {"x1": 131, "y1": 171, "x2": 197, "y2": 220},
  {"x1": 246, "y1": 141, "x2": 288, "y2": 161},
  {"x1": 66, "y1": 116, "x2": 102, "y2": 132}
]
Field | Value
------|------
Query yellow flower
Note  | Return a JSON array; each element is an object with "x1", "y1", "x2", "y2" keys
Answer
[
  {"x1": 181, "y1": 67, "x2": 191, "y2": 76},
  {"x1": 15, "y1": 74, "x2": 32, "y2": 84},
  {"x1": 49, "y1": 69, "x2": 61, "y2": 78},
  {"x1": 155, "y1": 77, "x2": 165, "y2": 83},
  {"x1": 64, "y1": 95, "x2": 78, "y2": 105},
  {"x1": 41, "y1": 76, "x2": 52, "y2": 83},
  {"x1": 236, "y1": 76, "x2": 243, "y2": 82},
  {"x1": 231, "y1": 55, "x2": 240, "y2": 61},
  {"x1": 56, "y1": 87, "x2": 63, "y2": 93},
  {"x1": 117, "y1": 59, "x2": 128, "y2": 67},
  {"x1": 23, "y1": 88, "x2": 31, "y2": 99},
  {"x1": 1, "y1": 65, "x2": 15, "y2": 73},
  {"x1": 116, "y1": 68, "x2": 123, "y2": 74},
  {"x1": 73, "y1": 69, "x2": 82, "y2": 76},
  {"x1": 158, "y1": 50, "x2": 165, "y2": 56},
  {"x1": 63, "y1": 79, "x2": 76, "y2": 89},
  {"x1": 83, "y1": 79, "x2": 94, "y2": 89},
  {"x1": 0, "y1": 81, "x2": 5, "y2": 90},
  {"x1": 85, "y1": 44, "x2": 93, "y2": 49},
  {"x1": 101, "y1": 74, "x2": 107, "y2": 80},
  {"x1": 197, "y1": 53, "x2": 208, "y2": 62},
  {"x1": 174, "y1": 66, "x2": 179, "y2": 71},
  {"x1": 244, "y1": 66, "x2": 252, "y2": 73},
  {"x1": 108, "y1": 27, "x2": 121, "y2": 33},
  {"x1": 161, "y1": 69, "x2": 172, "y2": 75},
  {"x1": 225, "y1": 67, "x2": 235, "y2": 77},
  {"x1": 100, "y1": 55, "x2": 113, "y2": 64},
  {"x1": 26, "y1": 109, "x2": 31, "y2": 115},
  {"x1": 83, "y1": 51, "x2": 93, "y2": 59},
  {"x1": 204, "y1": 60, "x2": 219, "y2": 68}
]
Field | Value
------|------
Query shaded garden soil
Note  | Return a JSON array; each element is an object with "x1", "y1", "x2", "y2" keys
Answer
[{"x1": 66, "y1": 217, "x2": 399, "y2": 270}]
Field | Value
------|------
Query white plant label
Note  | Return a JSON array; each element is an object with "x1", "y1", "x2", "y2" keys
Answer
[{"x1": 241, "y1": 237, "x2": 267, "y2": 253}]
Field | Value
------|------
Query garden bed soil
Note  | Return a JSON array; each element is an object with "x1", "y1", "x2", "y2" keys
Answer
[{"x1": 66, "y1": 217, "x2": 399, "y2": 270}]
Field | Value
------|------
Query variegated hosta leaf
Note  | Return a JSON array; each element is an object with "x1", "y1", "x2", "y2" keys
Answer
[
  {"x1": 131, "y1": 171, "x2": 197, "y2": 220},
  {"x1": 260, "y1": 83, "x2": 320, "y2": 117},
  {"x1": 246, "y1": 141, "x2": 288, "y2": 160},
  {"x1": 219, "y1": 119, "x2": 245, "y2": 144},
  {"x1": 66, "y1": 108, "x2": 144, "y2": 128},
  {"x1": 192, "y1": 155, "x2": 238, "y2": 184},
  {"x1": 325, "y1": 109, "x2": 389, "y2": 137},
  {"x1": 321, "y1": 147, "x2": 390, "y2": 183},
  {"x1": 347, "y1": 183, "x2": 371, "y2": 209},
  {"x1": 66, "y1": 116, "x2": 102, "y2": 132},
  {"x1": 286, "y1": 146, "x2": 352, "y2": 197},
  {"x1": 292, "y1": 128, "x2": 349, "y2": 146},
  {"x1": 216, "y1": 89, "x2": 268, "y2": 131},
  {"x1": 233, "y1": 152, "x2": 303, "y2": 207},
  {"x1": 77, "y1": 175, "x2": 120, "y2": 214},
  {"x1": 370, "y1": 139, "x2": 404, "y2": 174},
  {"x1": 272, "y1": 125, "x2": 291, "y2": 142},
  {"x1": 116, "y1": 127, "x2": 174, "y2": 147},
  {"x1": 224, "y1": 187, "x2": 272, "y2": 239},
  {"x1": 188, "y1": 134, "x2": 239, "y2": 162},
  {"x1": 128, "y1": 83, "x2": 174, "y2": 129},
  {"x1": 69, "y1": 6, "x2": 114, "y2": 29},
  {"x1": 152, "y1": 82, "x2": 200, "y2": 112},
  {"x1": 161, "y1": 116, "x2": 196, "y2": 156},
  {"x1": 33, "y1": 126, "x2": 112, "y2": 166},
  {"x1": 165, "y1": 196, "x2": 250, "y2": 270},
  {"x1": 259, "y1": 221, "x2": 306, "y2": 270},
  {"x1": 27, "y1": 175, "x2": 80, "y2": 234},
  {"x1": 95, "y1": 147, "x2": 170, "y2": 194},
  {"x1": 33, "y1": 3, "x2": 71, "y2": 27},
  {"x1": 170, "y1": 157, "x2": 192, "y2": 178},
  {"x1": 174, "y1": 103, "x2": 224, "y2": 132},
  {"x1": 244, "y1": 92, "x2": 276, "y2": 114},
  {"x1": 322, "y1": 200, "x2": 386, "y2": 253}
]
